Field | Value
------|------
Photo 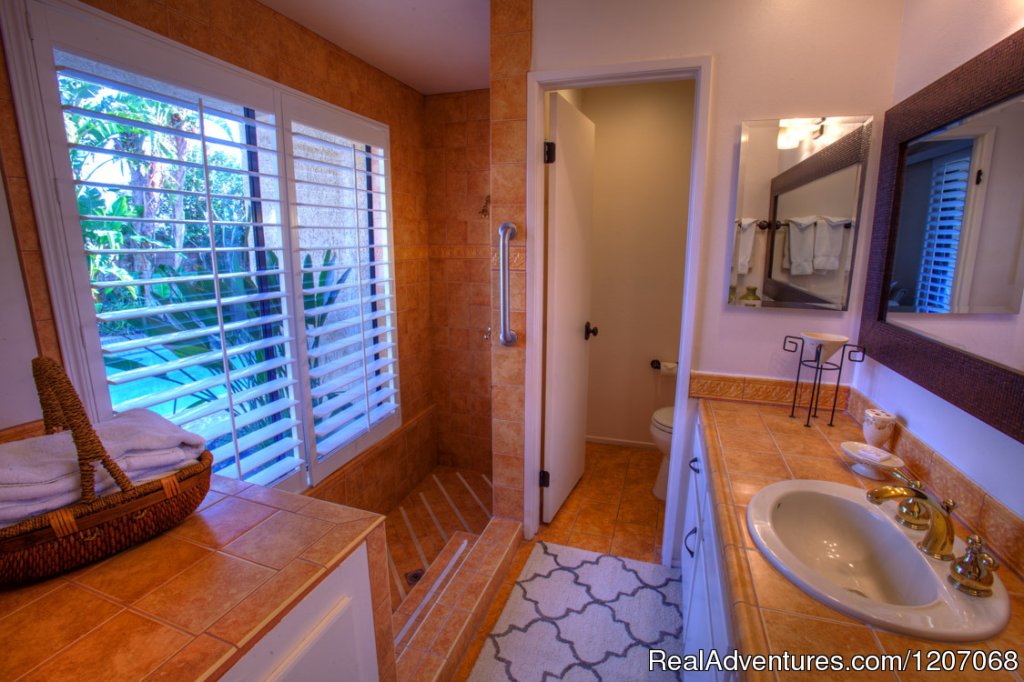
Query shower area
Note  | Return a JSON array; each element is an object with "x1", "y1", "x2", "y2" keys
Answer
[{"x1": 307, "y1": 89, "x2": 501, "y2": 608}]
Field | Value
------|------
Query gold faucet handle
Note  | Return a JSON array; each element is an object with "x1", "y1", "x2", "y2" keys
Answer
[
  {"x1": 891, "y1": 468, "x2": 923, "y2": 491},
  {"x1": 949, "y1": 534, "x2": 999, "y2": 597}
]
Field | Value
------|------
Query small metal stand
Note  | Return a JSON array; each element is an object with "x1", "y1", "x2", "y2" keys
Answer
[{"x1": 783, "y1": 335, "x2": 865, "y2": 427}]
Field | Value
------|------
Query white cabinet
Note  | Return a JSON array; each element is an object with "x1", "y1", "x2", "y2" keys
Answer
[
  {"x1": 681, "y1": 415, "x2": 733, "y2": 680},
  {"x1": 223, "y1": 543, "x2": 379, "y2": 682}
]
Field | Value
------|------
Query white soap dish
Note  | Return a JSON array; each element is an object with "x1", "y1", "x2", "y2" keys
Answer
[{"x1": 839, "y1": 441, "x2": 904, "y2": 480}]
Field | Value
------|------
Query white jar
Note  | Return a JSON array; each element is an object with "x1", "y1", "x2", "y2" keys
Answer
[{"x1": 863, "y1": 409, "x2": 897, "y2": 448}]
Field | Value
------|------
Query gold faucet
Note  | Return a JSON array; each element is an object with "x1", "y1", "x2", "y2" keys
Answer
[
  {"x1": 949, "y1": 535, "x2": 999, "y2": 597},
  {"x1": 891, "y1": 469, "x2": 930, "y2": 530},
  {"x1": 866, "y1": 471, "x2": 957, "y2": 561}
]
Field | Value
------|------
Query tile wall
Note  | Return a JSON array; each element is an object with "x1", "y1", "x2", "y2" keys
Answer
[
  {"x1": 425, "y1": 90, "x2": 494, "y2": 475},
  {"x1": 488, "y1": 0, "x2": 532, "y2": 520},
  {"x1": 0, "y1": 1, "x2": 438, "y2": 489}
]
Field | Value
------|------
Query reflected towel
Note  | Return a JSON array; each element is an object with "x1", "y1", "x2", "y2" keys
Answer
[
  {"x1": 813, "y1": 216, "x2": 848, "y2": 271},
  {"x1": 735, "y1": 218, "x2": 757, "y2": 274},
  {"x1": 787, "y1": 215, "x2": 817, "y2": 275},
  {"x1": 0, "y1": 409, "x2": 205, "y2": 503}
]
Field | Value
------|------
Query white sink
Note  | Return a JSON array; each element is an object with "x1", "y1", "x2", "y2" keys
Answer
[{"x1": 747, "y1": 479, "x2": 1010, "y2": 641}]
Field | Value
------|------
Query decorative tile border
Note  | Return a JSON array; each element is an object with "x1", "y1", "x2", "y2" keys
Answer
[
  {"x1": 429, "y1": 245, "x2": 491, "y2": 260},
  {"x1": 488, "y1": 246, "x2": 526, "y2": 270},
  {"x1": 689, "y1": 372, "x2": 850, "y2": 411},
  {"x1": 395, "y1": 245, "x2": 430, "y2": 261}
]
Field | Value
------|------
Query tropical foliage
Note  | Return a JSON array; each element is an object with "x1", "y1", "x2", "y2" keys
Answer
[{"x1": 58, "y1": 71, "x2": 350, "y2": 478}]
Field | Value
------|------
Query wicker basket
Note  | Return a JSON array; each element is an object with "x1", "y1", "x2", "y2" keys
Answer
[{"x1": 0, "y1": 357, "x2": 212, "y2": 584}]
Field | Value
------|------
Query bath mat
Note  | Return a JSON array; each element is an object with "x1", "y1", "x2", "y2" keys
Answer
[{"x1": 469, "y1": 541, "x2": 683, "y2": 681}]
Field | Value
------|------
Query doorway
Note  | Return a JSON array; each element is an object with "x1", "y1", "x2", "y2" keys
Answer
[
  {"x1": 523, "y1": 58, "x2": 712, "y2": 566},
  {"x1": 541, "y1": 82, "x2": 694, "y2": 539}
]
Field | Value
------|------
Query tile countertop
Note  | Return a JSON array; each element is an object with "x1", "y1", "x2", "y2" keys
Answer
[
  {"x1": 700, "y1": 399, "x2": 1024, "y2": 682},
  {"x1": 0, "y1": 475, "x2": 385, "y2": 681}
]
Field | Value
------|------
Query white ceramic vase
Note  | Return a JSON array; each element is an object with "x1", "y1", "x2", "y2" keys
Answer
[
  {"x1": 862, "y1": 408, "x2": 896, "y2": 448},
  {"x1": 801, "y1": 332, "x2": 849, "y2": 365}
]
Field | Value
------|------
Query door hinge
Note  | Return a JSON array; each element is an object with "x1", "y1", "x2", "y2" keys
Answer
[
  {"x1": 543, "y1": 141, "x2": 555, "y2": 164},
  {"x1": 976, "y1": 169, "x2": 984, "y2": 185},
  {"x1": 539, "y1": 470, "x2": 550, "y2": 487}
]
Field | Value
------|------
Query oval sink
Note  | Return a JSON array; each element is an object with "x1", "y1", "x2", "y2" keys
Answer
[{"x1": 748, "y1": 479, "x2": 1010, "y2": 641}]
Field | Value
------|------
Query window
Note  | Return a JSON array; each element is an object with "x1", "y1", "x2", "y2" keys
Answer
[
  {"x1": 915, "y1": 147, "x2": 972, "y2": 313},
  {"x1": 8, "y1": 1, "x2": 399, "y2": 487}
]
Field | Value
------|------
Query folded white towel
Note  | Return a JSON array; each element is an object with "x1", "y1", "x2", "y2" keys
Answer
[
  {"x1": 787, "y1": 215, "x2": 817, "y2": 275},
  {"x1": 0, "y1": 460, "x2": 193, "y2": 525},
  {"x1": 0, "y1": 409, "x2": 205, "y2": 503},
  {"x1": 858, "y1": 448, "x2": 887, "y2": 463},
  {"x1": 735, "y1": 218, "x2": 757, "y2": 275},
  {"x1": 813, "y1": 216, "x2": 848, "y2": 271},
  {"x1": 780, "y1": 224, "x2": 790, "y2": 269}
]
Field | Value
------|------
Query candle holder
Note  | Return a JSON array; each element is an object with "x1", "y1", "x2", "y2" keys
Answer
[{"x1": 783, "y1": 334, "x2": 865, "y2": 427}]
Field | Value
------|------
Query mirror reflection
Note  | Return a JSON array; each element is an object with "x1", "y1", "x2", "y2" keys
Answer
[
  {"x1": 730, "y1": 117, "x2": 871, "y2": 310},
  {"x1": 886, "y1": 97, "x2": 1024, "y2": 372},
  {"x1": 767, "y1": 166, "x2": 859, "y2": 306}
]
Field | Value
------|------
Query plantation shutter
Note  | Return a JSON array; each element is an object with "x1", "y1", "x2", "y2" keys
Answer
[
  {"x1": 915, "y1": 149, "x2": 971, "y2": 313},
  {"x1": 54, "y1": 52, "x2": 304, "y2": 486},
  {"x1": 285, "y1": 101, "x2": 400, "y2": 468}
]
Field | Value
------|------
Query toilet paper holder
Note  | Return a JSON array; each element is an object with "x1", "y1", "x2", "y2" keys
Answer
[{"x1": 650, "y1": 359, "x2": 678, "y2": 374}]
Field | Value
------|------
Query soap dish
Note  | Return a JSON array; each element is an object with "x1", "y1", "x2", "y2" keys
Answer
[{"x1": 839, "y1": 441, "x2": 904, "y2": 480}]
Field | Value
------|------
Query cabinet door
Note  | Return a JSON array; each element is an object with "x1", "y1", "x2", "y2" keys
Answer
[
  {"x1": 682, "y1": 531, "x2": 716, "y2": 681},
  {"x1": 679, "y1": 465, "x2": 701, "y2": 606},
  {"x1": 224, "y1": 543, "x2": 379, "y2": 682},
  {"x1": 701, "y1": 481, "x2": 731, "y2": 656}
]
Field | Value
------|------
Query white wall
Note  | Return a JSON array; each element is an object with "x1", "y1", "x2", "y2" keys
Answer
[
  {"x1": 576, "y1": 81, "x2": 693, "y2": 445},
  {"x1": 0, "y1": 178, "x2": 42, "y2": 429},
  {"x1": 534, "y1": 0, "x2": 1024, "y2": 516},
  {"x1": 853, "y1": 0, "x2": 1024, "y2": 516},
  {"x1": 534, "y1": 0, "x2": 905, "y2": 381}
]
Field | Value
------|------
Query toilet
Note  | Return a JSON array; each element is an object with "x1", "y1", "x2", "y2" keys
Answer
[{"x1": 650, "y1": 406, "x2": 673, "y2": 500}]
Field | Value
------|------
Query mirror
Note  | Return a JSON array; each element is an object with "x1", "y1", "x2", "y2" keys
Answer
[
  {"x1": 730, "y1": 117, "x2": 871, "y2": 310},
  {"x1": 886, "y1": 96, "x2": 1024, "y2": 372},
  {"x1": 860, "y1": 27, "x2": 1024, "y2": 443}
]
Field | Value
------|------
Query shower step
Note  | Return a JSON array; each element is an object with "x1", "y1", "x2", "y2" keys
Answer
[
  {"x1": 393, "y1": 530, "x2": 478, "y2": 652},
  {"x1": 394, "y1": 517, "x2": 522, "y2": 682}
]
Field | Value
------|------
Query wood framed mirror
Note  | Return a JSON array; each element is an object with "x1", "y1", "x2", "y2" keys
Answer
[{"x1": 860, "y1": 27, "x2": 1024, "y2": 443}]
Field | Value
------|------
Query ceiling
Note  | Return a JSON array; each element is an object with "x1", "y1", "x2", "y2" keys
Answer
[{"x1": 259, "y1": 0, "x2": 490, "y2": 95}]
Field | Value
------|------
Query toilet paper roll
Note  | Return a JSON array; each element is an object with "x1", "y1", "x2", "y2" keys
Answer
[{"x1": 660, "y1": 362, "x2": 678, "y2": 376}]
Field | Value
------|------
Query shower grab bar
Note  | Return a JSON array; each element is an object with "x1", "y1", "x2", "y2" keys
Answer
[{"x1": 498, "y1": 221, "x2": 518, "y2": 346}]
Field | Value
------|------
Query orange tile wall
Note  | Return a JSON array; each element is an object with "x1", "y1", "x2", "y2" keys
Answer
[
  {"x1": 425, "y1": 90, "x2": 493, "y2": 475},
  {"x1": 489, "y1": 0, "x2": 531, "y2": 520},
  {"x1": 0, "y1": 0, "x2": 438, "y2": 497}
]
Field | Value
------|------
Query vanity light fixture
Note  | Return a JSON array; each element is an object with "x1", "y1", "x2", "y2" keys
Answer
[{"x1": 777, "y1": 117, "x2": 826, "y2": 149}]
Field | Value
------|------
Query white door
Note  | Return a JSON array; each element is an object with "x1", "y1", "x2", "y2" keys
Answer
[{"x1": 543, "y1": 93, "x2": 596, "y2": 523}]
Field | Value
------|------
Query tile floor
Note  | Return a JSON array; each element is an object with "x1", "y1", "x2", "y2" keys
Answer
[
  {"x1": 535, "y1": 442, "x2": 666, "y2": 563},
  {"x1": 383, "y1": 466, "x2": 493, "y2": 608},
  {"x1": 454, "y1": 441, "x2": 667, "y2": 680}
]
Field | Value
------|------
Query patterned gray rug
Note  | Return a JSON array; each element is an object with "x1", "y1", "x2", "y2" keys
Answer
[{"x1": 469, "y1": 541, "x2": 683, "y2": 681}]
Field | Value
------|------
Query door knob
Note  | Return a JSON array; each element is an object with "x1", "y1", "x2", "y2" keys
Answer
[{"x1": 585, "y1": 321, "x2": 599, "y2": 340}]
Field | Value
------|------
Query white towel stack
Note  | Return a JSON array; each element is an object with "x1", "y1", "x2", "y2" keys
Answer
[
  {"x1": 787, "y1": 215, "x2": 817, "y2": 275},
  {"x1": 0, "y1": 409, "x2": 206, "y2": 527},
  {"x1": 813, "y1": 216, "x2": 848, "y2": 271}
]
